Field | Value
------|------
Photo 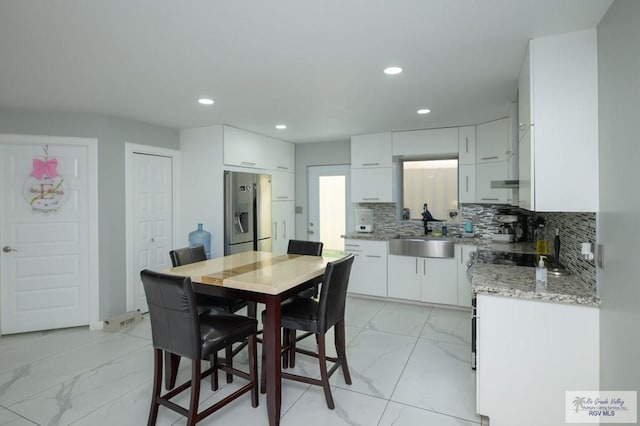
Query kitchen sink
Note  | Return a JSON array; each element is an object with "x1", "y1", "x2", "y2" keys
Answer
[{"x1": 389, "y1": 237, "x2": 455, "y2": 258}]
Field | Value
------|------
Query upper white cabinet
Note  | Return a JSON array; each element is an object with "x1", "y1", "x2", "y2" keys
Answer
[
  {"x1": 458, "y1": 164, "x2": 476, "y2": 204},
  {"x1": 458, "y1": 126, "x2": 476, "y2": 165},
  {"x1": 351, "y1": 133, "x2": 392, "y2": 168},
  {"x1": 351, "y1": 167, "x2": 394, "y2": 202},
  {"x1": 518, "y1": 29, "x2": 599, "y2": 212},
  {"x1": 223, "y1": 125, "x2": 266, "y2": 169},
  {"x1": 476, "y1": 118, "x2": 510, "y2": 163},
  {"x1": 351, "y1": 133, "x2": 395, "y2": 202},
  {"x1": 392, "y1": 127, "x2": 459, "y2": 157},
  {"x1": 265, "y1": 137, "x2": 295, "y2": 172},
  {"x1": 476, "y1": 161, "x2": 510, "y2": 204},
  {"x1": 271, "y1": 170, "x2": 295, "y2": 201}
]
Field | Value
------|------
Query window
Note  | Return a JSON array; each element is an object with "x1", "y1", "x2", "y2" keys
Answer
[{"x1": 402, "y1": 159, "x2": 458, "y2": 220}]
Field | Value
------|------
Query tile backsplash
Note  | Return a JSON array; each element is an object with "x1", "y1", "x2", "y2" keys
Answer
[{"x1": 358, "y1": 202, "x2": 596, "y2": 290}]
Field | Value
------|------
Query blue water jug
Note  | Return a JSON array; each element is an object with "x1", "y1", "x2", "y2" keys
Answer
[{"x1": 188, "y1": 223, "x2": 211, "y2": 259}]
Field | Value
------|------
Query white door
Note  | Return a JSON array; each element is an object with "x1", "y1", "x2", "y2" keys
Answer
[
  {"x1": 308, "y1": 165, "x2": 353, "y2": 255},
  {"x1": 131, "y1": 153, "x2": 173, "y2": 312},
  {"x1": 0, "y1": 137, "x2": 97, "y2": 334}
]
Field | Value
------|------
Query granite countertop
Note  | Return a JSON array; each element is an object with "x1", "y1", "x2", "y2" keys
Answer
[
  {"x1": 342, "y1": 232, "x2": 481, "y2": 245},
  {"x1": 472, "y1": 263, "x2": 600, "y2": 307}
]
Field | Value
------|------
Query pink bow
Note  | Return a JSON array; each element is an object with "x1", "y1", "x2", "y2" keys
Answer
[{"x1": 31, "y1": 158, "x2": 59, "y2": 179}]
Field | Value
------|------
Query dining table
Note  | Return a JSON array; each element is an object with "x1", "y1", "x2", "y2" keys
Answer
[{"x1": 163, "y1": 250, "x2": 331, "y2": 426}]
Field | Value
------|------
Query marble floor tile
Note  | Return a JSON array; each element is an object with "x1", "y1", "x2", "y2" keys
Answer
[
  {"x1": 367, "y1": 302, "x2": 432, "y2": 336},
  {"x1": 421, "y1": 306, "x2": 472, "y2": 346},
  {"x1": 119, "y1": 315, "x2": 152, "y2": 341},
  {"x1": 280, "y1": 385, "x2": 388, "y2": 426},
  {"x1": 0, "y1": 326, "x2": 112, "y2": 376},
  {"x1": 0, "y1": 333, "x2": 150, "y2": 406},
  {"x1": 331, "y1": 329, "x2": 417, "y2": 399},
  {"x1": 392, "y1": 338, "x2": 480, "y2": 423},
  {"x1": 8, "y1": 345, "x2": 154, "y2": 425},
  {"x1": 380, "y1": 401, "x2": 480, "y2": 425},
  {"x1": 0, "y1": 407, "x2": 35, "y2": 426},
  {"x1": 344, "y1": 297, "x2": 386, "y2": 328}
]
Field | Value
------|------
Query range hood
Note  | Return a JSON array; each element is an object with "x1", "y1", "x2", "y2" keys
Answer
[{"x1": 490, "y1": 179, "x2": 520, "y2": 189}]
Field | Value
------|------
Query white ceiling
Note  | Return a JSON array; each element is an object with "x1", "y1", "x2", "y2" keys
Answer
[{"x1": 0, "y1": 1, "x2": 612, "y2": 143}]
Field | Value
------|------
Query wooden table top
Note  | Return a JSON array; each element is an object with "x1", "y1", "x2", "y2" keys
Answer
[{"x1": 162, "y1": 251, "x2": 332, "y2": 295}]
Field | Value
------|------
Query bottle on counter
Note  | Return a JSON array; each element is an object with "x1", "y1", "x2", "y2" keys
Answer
[
  {"x1": 536, "y1": 256, "x2": 548, "y2": 291},
  {"x1": 534, "y1": 220, "x2": 549, "y2": 257}
]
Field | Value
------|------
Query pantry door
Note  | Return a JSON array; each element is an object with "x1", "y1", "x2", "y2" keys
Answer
[
  {"x1": 0, "y1": 135, "x2": 98, "y2": 334},
  {"x1": 126, "y1": 144, "x2": 178, "y2": 313}
]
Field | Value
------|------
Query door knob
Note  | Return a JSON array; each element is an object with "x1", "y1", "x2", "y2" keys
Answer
[
  {"x1": 2, "y1": 246, "x2": 17, "y2": 253},
  {"x1": 307, "y1": 230, "x2": 314, "y2": 235}
]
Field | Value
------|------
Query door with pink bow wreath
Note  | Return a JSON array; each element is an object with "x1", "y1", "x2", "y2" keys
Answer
[{"x1": 23, "y1": 145, "x2": 69, "y2": 213}]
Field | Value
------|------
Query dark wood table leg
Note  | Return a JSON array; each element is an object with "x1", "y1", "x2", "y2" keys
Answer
[{"x1": 263, "y1": 295, "x2": 282, "y2": 426}]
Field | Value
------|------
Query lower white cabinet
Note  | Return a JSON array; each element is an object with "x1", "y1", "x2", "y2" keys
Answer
[
  {"x1": 387, "y1": 254, "x2": 458, "y2": 305},
  {"x1": 456, "y1": 245, "x2": 476, "y2": 308},
  {"x1": 476, "y1": 295, "x2": 599, "y2": 425},
  {"x1": 271, "y1": 201, "x2": 295, "y2": 254},
  {"x1": 344, "y1": 239, "x2": 387, "y2": 297}
]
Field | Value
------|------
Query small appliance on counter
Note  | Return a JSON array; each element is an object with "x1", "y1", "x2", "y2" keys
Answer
[
  {"x1": 493, "y1": 209, "x2": 528, "y2": 243},
  {"x1": 355, "y1": 208, "x2": 374, "y2": 233}
]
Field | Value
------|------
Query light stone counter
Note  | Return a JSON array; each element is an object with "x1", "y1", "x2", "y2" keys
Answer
[
  {"x1": 472, "y1": 263, "x2": 600, "y2": 307},
  {"x1": 342, "y1": 232, "x2": 481, "y2": 245}
]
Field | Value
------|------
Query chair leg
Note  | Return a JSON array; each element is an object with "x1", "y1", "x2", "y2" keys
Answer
[
  {"x1": 186, "y1": 360, "x2": 202, "y2": 426},
  {"x1": 289, "y1": 330, "x2": 297, "y2": 368},
  {"x1": 225, "y1": 344, "x2": 234, "y2": 383},
  {"x1": 248, "y1": 334, "x2": 259, "y2": 407},
  {"x1": 164, "y1": 351, "x2": 181, "y2": 390},
  {"x1": 317, "y1": 333, "x2": 335, "y2": 410},
  {"x1": 282, "y1": 329, "x2": 289, "y2": 369},
  {"x1": 335, "y1": 320, "x2": 352, "y2": 385},
  {"x1": 210, "y1": 352, "x2": 219, "y2": 391},
  {"x1": 148, "y1": 349, "x2": 162, "y2": 426}
]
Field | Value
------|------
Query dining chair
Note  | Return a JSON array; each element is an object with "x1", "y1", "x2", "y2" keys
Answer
[
  {"x1": 282, "y1": 239, "x2": 324, "y2": 367},
  {"x1": 140, "y1": 269, "x2": 258, "y2": 426},
  {"x1": 260, "y1": 254, "x2": 354, "y2": 409},
  {"x1": 168, "y1": 245, "x2": 254, "y2": 388}
]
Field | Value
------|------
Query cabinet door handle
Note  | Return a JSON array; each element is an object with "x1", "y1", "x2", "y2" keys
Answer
[
  {"x1": 361, "y1": 162, "x2": 380, "y2": 166},
  {"x1": 423, "y1": 259, "x2": 426, "y2": 275},
  {"x1": 276, "y1": 196, "x2": 288, "y2": 199},
  {"x1": 282, "y1": 221, "x2": 286, "y2": 238},
  {"x1": 466, "y1": 176, "x2": 469, "y2": 192},
  {"x1": 366, "y1": 255, "x2": 382, "y2": 258},
  {"x1": 415, "y1": 258, "x2": 418, "y2": 274},
  {"x1": 480, "y1": 156, "x2": 499, "y2": 161},
  {"x1": 465, "y1": 137, "x2": 469, "y2": 153},
  {"x1": 241, "y1": 161, "x2": 257, "y2": 166},
  {"x1": 460, "y1": 247, "x2": 463, "y2": 264},
  {"x1": 274, "y1": 222, "x2": 278, "y2": 240},
  {"x1": 362, "y1": 197, "x2": 380, "y2": 201},
  {"x1": 481, "y1": 198, "x2": 499, "y2": 201},
  {"x1": 277, "y1": 166, "x2": 289, "y2": 170}
]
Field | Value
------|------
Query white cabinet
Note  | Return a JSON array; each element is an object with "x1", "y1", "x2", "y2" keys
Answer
[
  {"x1": 517, "y1": 29, "x2": 599, "y2": 212},
  {"x1": 476, "y1": 118, "x2": 510, "y2": 163},
  {"x1": 223, "y1": 125, "x2": 266, "y2": 169},
  {"x1": 421, "y1": 257, "x2": 458, "y2": 305},
  {"x1": 271, "y1": 170, "x2": 295, "y2": 201},
  {"x1": 392, "y1": 127, "x2": 459, "y2": 157},
  {"x1": 272, "y1": 201, "x2": 295, "y2": 254},
  {"x1": 265, "y1": 137, "x2": 295, "y2": 172},
  {"x1": 387, "y1": 255, "x2": 422, "y2": 300},
  {"x1": 476, "y1": 295, "x2": 599, "y2": 425},
  {"x1": 458, "y1": 164, "x2": 476, "y2": 204},
  {"x1": 387, "y1": 254, "x2": 458, "y2": 305},
  {"x1": 458, "y1": 126, "x2": 476, "y2": 165},
  {"x1": 351, "y1": 133, "x2": 392, "y2": 168},
  {"x1": 476, "y1": 161, "x2": 509, "y2": 204},
  {"x1": 351, "y1": 168, "x2": 394, "y2": 203},
  {"x1": 456, "y1": 245, "x2": 476, "y2": 308},
  {"x1": 344, "y1": 239, "x2": 387, "y2": 297}
]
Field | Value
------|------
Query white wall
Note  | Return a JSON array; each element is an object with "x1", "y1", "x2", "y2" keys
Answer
[
  {"x1": 0, "y1": 108, "x2": 180, "y2": 319},
  {"x1": 597, "y1": 0, "x2": 640, "y2": 396},
  {"x1": 294, "y1": 140, "x2": 350, "y2": 239}
]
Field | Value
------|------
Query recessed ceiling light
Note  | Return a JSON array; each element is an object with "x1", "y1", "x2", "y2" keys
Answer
[
  {"x1": 384, "y1": 66, "x2": 403, "y2": 75},
  {"x1": 198, "y1": 98, "x2": 214, "y2": 105},
  {"x1": 417, "y1": 109, "x2": 431, "y2": 115},
  {"x1": 275, "y1": 124, "x2": 287, "y2": 130}
]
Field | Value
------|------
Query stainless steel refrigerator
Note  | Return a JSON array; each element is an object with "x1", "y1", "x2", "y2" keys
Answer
[{"x1": 224, "y1": 171, "x2": 272, "y2": 255}]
